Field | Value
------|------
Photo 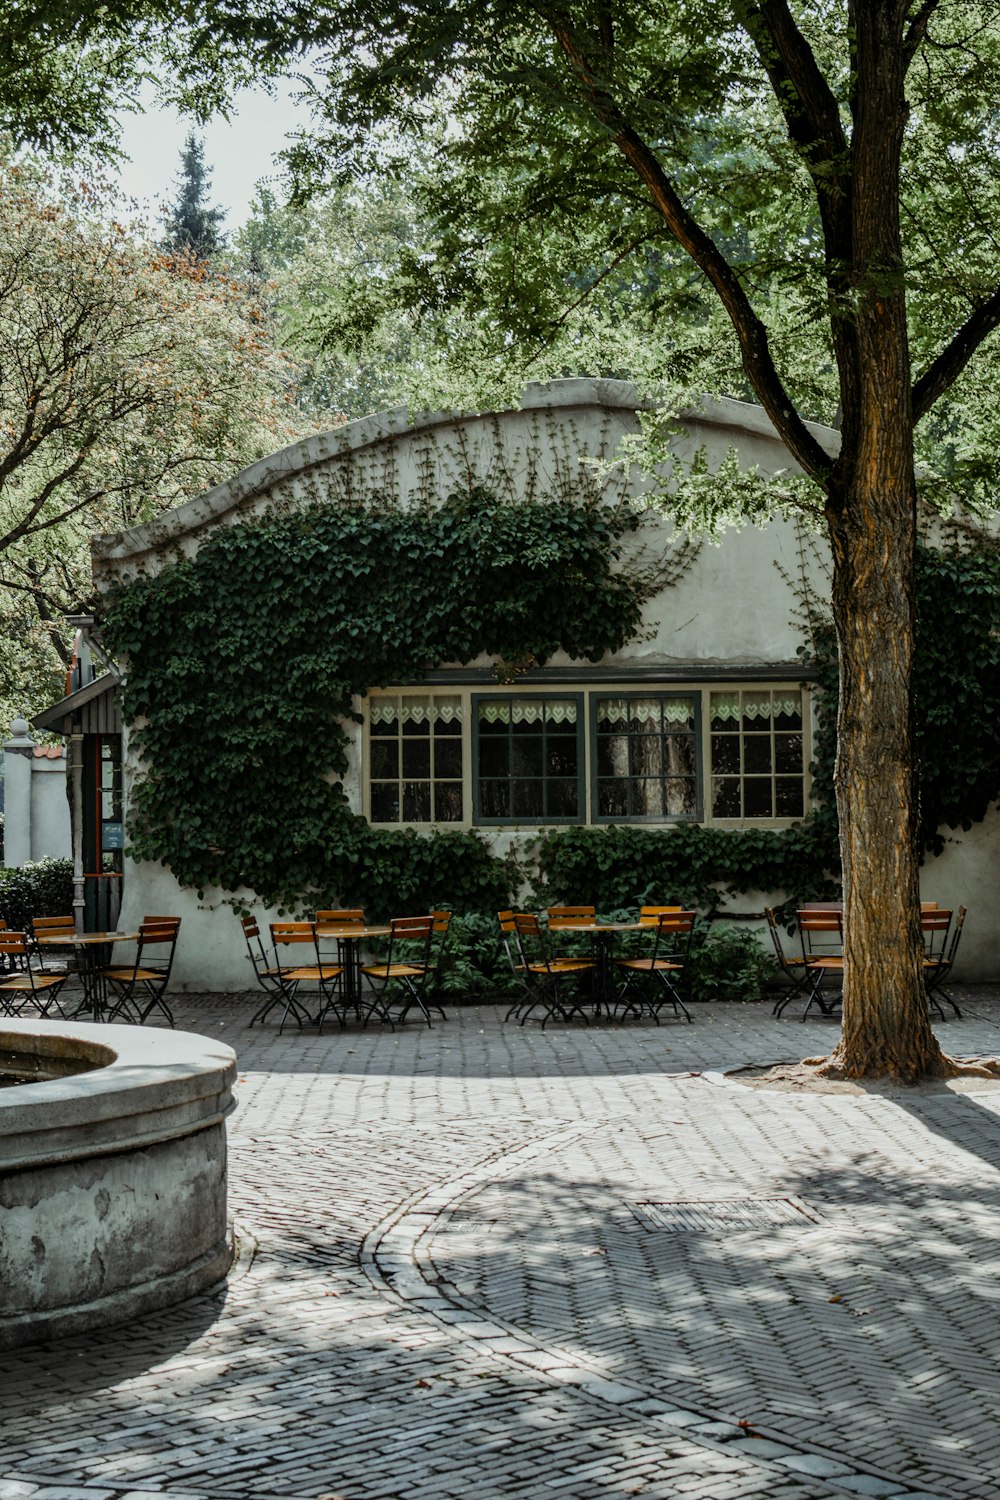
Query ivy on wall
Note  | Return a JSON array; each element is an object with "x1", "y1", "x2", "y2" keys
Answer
[
  {"x1": 104, "y1": 486, "x2": 653, "y2": 916},
  {"x1": 104, "y1": 489, "x2": 1000, "y2": 924}
]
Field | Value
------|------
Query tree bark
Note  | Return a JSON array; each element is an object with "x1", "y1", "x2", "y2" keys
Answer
[{"x1": 823, "y1": 0, "x2": 949, "y2": 1080}]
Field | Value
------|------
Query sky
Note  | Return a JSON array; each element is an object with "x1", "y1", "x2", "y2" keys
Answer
[{"x1": 114, "y1": 80, "x2": 311, "y2": 232}]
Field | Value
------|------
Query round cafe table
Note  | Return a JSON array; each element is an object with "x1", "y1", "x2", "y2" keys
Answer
[
  {"x1": 549, "y1": 921, "x2": 648, "y2": 1016},
  {"x1": 37, "y1": 930, "x2": 140, "y2": 1021},
  {"x1": 312, "y1": 923, "x2": 391, "y2": 1021}
]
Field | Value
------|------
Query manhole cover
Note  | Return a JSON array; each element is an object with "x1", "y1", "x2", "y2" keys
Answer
[{"x1": 627, "y1": 1197, "x2": 824, "y2": 1231}]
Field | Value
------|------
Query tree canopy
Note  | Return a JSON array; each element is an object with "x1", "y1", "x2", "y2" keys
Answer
[{"x1": 0, "y1": 155, "x2": 316, "y2": 725}]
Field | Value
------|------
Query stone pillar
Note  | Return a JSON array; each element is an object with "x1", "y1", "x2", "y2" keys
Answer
[{"x1": 3, "y1": 718, "x2": 35, "y2": 867}]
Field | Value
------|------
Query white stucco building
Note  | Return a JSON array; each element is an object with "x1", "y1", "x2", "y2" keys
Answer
[{"x1": 41, "y1": 378, "x2": 997, "y2": 990}]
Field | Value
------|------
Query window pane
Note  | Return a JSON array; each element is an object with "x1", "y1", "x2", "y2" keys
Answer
[
  {"x1": 742, "y1": 691, "x2": 772, "y2": 730},
  {"x1": 480, "y1": 780, "x2": 509, "y2": 818},
  {"x1": 597, "y1": 734, "x2": 629, "y2": 777},
  {"x1": 434, "y1": 738, "x2": 462, "y2": 778},
  {"x1": 710, "y1": 691, "x2": 741, "y2": 731},
  {"x1": 370, "y1": 741, "x2": 398, "y2": 779},
  {"x1": 402, "y1": 740, "x2": 431, "y2": 778},
  {"x1": 597, "y1": 780, "x2": 628, "y2": 817},
  {"x1": 629, "y1": 779, "x2": 664, "y2": 817},
  {"x1": 512, "y1": 736, "x2": 544, "y2": 776},
  {"x1": 629, "y1": 736, "x2": 663, "y2": 777},
  {"x1": 711, "y1": 735, "x2": 740, "y2": 776},
  {"x1": 370, "y1": 783, "x2": 399, "y2": 822},
  {"x1": 434, "y1": 783, "x2": 464, "y2": 822},
  {"x1": 403, "y1": 781, "x2": 431, "y2": 821},
  {"x1": 743, "y1": 736, "x2": 772, "y2": 775},
  {"x1": 713, "y1": 777, "x2": 741, "y2": 817},
  {"x1": 546, "y1": 779, "x2": 579, "y2": 817},
  {"x1": 597, "y1": 698, "x2": 629, "y2": 733},
  {"x1": 774, "y1": 692, "x2": 802, "y2": 729},
  {"x1": 665, "y1": 778, "x2": 697, "y2": 816},
  {"x1": 665, "y1": 733, "x2": 696, "y2": 777},
  {"x1": 513, "y1": 779, "x2": 544, "y2": 818},
  {"x1": 743, "y1": 779, "x2": 773, "y2": 817},
  {"x1": 547, "y1": 736, "x2": 578, "y2": 776},
  {"x1": 775, "y1": 733, "x2": 803, "y2": 775},
  {"x1": 776, "y1": 778, "x2": 804, "y2": 817},
  {"x1": 479, "y1": 738, "x2": 509, "y2": 777}
]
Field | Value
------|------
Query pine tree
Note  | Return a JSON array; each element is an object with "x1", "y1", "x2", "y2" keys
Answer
[{"x1": 161, "y1": 132, "x2": 227, "y2": 261}]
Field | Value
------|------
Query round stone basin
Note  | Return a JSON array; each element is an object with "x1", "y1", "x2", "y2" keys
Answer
[{"x1": 0, "y1": 1018, "x2": 237, "y2": 1349}]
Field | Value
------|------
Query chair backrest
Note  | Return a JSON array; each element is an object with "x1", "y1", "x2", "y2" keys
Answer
[
  {"x1": 920, "y1": 907, "x2": 952, "y2": 962},
  {"x1": 799, "y1": 901, "x2": 843, "y2": 912},
  {"x1": 798, "y1": 909, "x2": 843, "y2": 961},
  {"x1": 947, "y1": 905, "x2": 967, "y2": 965},
  {"x1": 513, "y1": 912, "x2": 558, "y2": 973},
  {"x1": 647, "y1": 910, "x2": 697, "y2": 965},
  {"x1": 383, "y1": 915, "x2": 434, "y2": 970},
  {"x1": 133, "y1": 918, "x2": 180, "y2": 982},
  {"x1": 314, "y1": 909, "x2": 366, "y2": 926},
  {"x1": 765, "y1": 907, "x2": 800, "y2": 975},
  {"x1": 0, "y1": 931, "x2": 29, "y2": 966},
  {"x1": 272, "y1": 921, "x2": 315, "y2": 947},
  {"x1": 639, "y1": 905, "x2": 683, "y2": 924},
  {"x1": 547, "y1": 905, "x2": 595, "y2": 929},
  {"x1": 31, "y1": 914, "x2": 76, "y2": 940},
  {"x1": 497, "y1": 910, "x2": 522, "y2": 972}
]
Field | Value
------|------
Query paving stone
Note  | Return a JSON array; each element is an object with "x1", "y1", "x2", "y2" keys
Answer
[{"x1": 4, "y1": 993, "x2": 1000, "y2": 1500}]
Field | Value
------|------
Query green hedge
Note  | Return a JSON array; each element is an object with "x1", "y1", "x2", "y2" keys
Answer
[{"x1": 0, "y1": 857, "x2": 74, "y2": 932}]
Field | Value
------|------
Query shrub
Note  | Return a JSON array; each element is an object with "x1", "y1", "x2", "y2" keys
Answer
[{"x1": 0, "y1": 857, "x2": 74, "y2": 932}]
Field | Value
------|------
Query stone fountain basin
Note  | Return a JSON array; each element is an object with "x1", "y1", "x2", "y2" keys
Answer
[{"x1": 0, "y1": 1018, "x2": 237, "y2": 1349}]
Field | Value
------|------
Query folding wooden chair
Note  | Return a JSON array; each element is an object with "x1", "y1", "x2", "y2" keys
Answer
[
  {"x1": 269, "y1": 921, "x2": 344, "y2": 1033},
  {"x1": 30, "y1": 914, "x2": 77, "y2": 974},
  {"x1": 103, "y1": 917, "x2": 182, "y2": 1026},
  {"x1": 923, "y1": 906, "x2": 964, "y2": 1018},
  {"x1": 614, "y1": 911, "x2": 695, "y2": 1023},
  {"x1": 766, "y1": 906, "x2": 812, "y2": 1016},
  {"x1": 503, "y1": 913, "x2": 594, "y2": 1028},
  {"x1": 361, "y1": 915, "x2": 437, "y2": 1027},
  {"x1": 797, "y1": 909, "x2": 844, "y2": 1021},
  {"x1": 0, "y1": 931, "x2": 69, "y2": 1018}
]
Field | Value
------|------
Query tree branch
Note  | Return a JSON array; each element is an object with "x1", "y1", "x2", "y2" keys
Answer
[
  {"x1": 912, "y1": 284, "x2": 1000, "y2": 422},
  {"x1": 549, "y1": 20, "x2": 833, "y2": 486},
  {"x1": 902, "y1": 0, "x2": 941, "y2": 69}
]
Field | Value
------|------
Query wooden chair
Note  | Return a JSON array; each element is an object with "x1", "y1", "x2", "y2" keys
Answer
[
  {"x1": 923, "y1": 906, "x2": 964, "y2": 1018},
  {"x1": 797, "y1": 909, "x2": 844, "y2": 1020},
  {"x1": 361, "y1": 915, "x2": 437, "y2": 1027},
  {"x1": 30, "y1": 914, "x2": 77, "y2": 974},
  {"x1": 545, "y1": 905, "x2": 599, "y2": 968},
  {"x1": 766, "y1": 906, "x2": 811, "y2": 1016},
  {"x1": 614, "y1": 911, "x2": 695, "y2": 1023},
  {"x1": 103, "y1": 917, "x2": 182, "y2": 1026},
  {"x1": 270, "y1": 921, "x2": 344, "y2": 1033},
  {"x1": 0, "y1": 931, "x2": 70, "y2": 1018},
  {"x1": 504, "y1": 913, "x2": 594, "y2": 1028},
  {"x1": 242, "y1": 915, "x2": 293, "y2": 1028},
  {"x1": 313, "y1": 909, "x2": 366, "y2": 1017}
]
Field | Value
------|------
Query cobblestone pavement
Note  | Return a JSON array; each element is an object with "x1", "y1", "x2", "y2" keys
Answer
[{"x1": 4, "y1": 988, "x2": 1000, "y2": 1500}]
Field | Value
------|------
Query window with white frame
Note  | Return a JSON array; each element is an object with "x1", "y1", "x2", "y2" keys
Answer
[
  {"x1": 368, "y1": 693, "x2": 463, "y2": 823},
  {"x1": 365, "y1": 682, "x2": 808, "y2": 827},
  {"x1": 709, "y1": 688, "x2": 805, "y2": 819}
]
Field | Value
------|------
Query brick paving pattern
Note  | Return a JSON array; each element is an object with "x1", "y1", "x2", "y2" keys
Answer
[{"x1": 4, "y1": 987, "x2": 1000, "y2": 1500}]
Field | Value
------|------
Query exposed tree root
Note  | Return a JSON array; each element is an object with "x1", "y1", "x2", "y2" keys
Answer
[{"x1": 738, "y1": 1052, "x2": 1000, "y2": 1094}]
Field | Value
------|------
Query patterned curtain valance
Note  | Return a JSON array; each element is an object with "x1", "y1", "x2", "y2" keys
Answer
[
  {"x1": 370, "y1": 695, "x2": 463, "y2": 727},
  {"x1": 710, "y1": 690, "x2": 802, "y2": 724},
  {"x1": 478, "y1": 698, "x2": 578, "y2": 727}
]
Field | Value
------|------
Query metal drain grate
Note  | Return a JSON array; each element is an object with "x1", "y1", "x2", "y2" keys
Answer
[{"x1": 627, "y1": 1197, "x2": 824, "y2": 1231}]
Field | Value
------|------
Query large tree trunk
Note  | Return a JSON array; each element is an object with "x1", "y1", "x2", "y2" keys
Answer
[{"x1": 823, "y1": 0, "x2": 949, "y2": 1081}]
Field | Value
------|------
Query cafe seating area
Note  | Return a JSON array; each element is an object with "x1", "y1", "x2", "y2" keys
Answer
[{"x1": 0, "y1": 898, "x2": 970, "y2": 1032}]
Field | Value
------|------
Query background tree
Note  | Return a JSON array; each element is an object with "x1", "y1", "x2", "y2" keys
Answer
[
  {"x1": 0, "y1": 153, "x2": 317, "y2": 725},
  {"x1": 213, "y1": 0, "x2": 1000, "y2": 1082},
  {"x1": 161, "y1": 132, "x2": 228, "y2": 261}
]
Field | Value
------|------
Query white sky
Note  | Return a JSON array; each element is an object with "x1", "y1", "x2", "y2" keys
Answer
[{"x1": 114, "y1": 80, "x2": 311, "y2": 232}]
